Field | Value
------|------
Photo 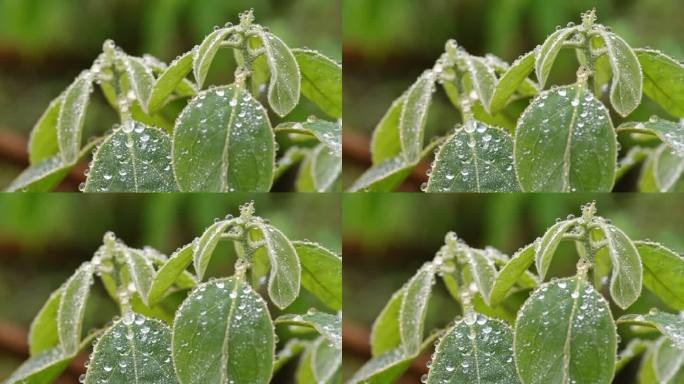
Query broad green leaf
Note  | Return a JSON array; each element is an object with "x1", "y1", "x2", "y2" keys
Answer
[
  {"x1": 400, "y1": 71, "x2": 435, "y2": 163},
  {"x1": 259, "y1": 31, "x2": 301, "y2": 117},
  {"x1": 193, "y1": 219, "x2": 231, "y2": 281},
  {"x1": 490, "y1": 242, "x2": 536, "y2": 306},
  {"x1": 311, "y1": 336, "x2": 342, "y2": 383},
  {"x1": 173, "y1": 85, "x2": 275, "y2": 192},
  {"x1": 276, "y1": 310, "x2": 341, "y2": 349},
  {"x1": 636, "y1": 241, "x2": 684, "y2": 310},
  {"x1": 125, "y1": 248, "x2": 156, "y2": 306},
  {"x1": 598, "y1": 31, "x2": 642, "y2": 116},
  {"x1": 515, "y1": 278, "x2": 617, "y2": 384},
  {"x1": 293, "y1": 49, "x2": 341, "y2": 118},
  {"x1": 653, "y1": 144, "x2": 684, "y2": 192},
  {"x1": 84, "y1": 122, "x2": 177, "y2": 192},
  {"x1": 148, "y1": 51, "x2": 193, "y2": 112},
  {"x1": 123, "y1": 56, "x2": 156, "y2": 114},
  {"x1": 639, "y1": 345, "x2": 659, "y2": 384},
  {"x1": 85, "y1": 314, "x2": 177, "y2": 384},
  {"x1": 427, "y1": 314, "x2": 519, "y2": 384},
  {"x1": 173, "y1": 278, "x2": 274, "y2": 384},
  {"x1": 462, "y1": 56, "x2": 497, "y2": 113},
  {"x1": 535, "y1": 27, "x2": 577, "y2": 87},
  {"x1": 535, "y1": 219, "x2": 577, "y2": 280},
  {"x1": 311, "y1": 144, "x2": 342, "y2": 192},
  {"x1": 28, "y1": 94, "x2": 63, "y2": 164},
  {"x1": 296, "y1": 343, "x2": 317, "y2": 384},
  {"x1": 57, "y1": 262, "x2": 94, "y2": 355},
  {"x1": 654, "y1": 337, "x2": 684, "y2": 382},
  {"x1": 293, "y1": 241, "x2": 342, "y2": 311},
  {"x1": 347, "y1": 348, "x2": 414, "y2": 384},
  {"x1": 28, "y1": 286, "x2": 63, "y2": 356},
  {"x1": 636, "y1": 49, "x2": 684, "y2": 117},
  {"x1": 399, "y1": 262, "x2": 435, "y2": 355},
  {"x1": 57, "y1": 70, "x2": 94, "y2": 164},
  {"x1": 6, "y1": 156, "x2": 73, "y2": 192},
  {"x1": 193, "y1": 27, "x2": 232, "y2": 89},
  {"x1": 370, "y1": 94, "x2": 404, "y2": 164},
  {"x1": 371, "y1": 287, "x2": 405, "y2": 357},
  {"x1": 618, "y1": 309, "x2": 684, "y2": 349},
  {"x1": 598, "y1": 223, "x2": 642, "y2": 309},
  {"x1": 426, "y1": 122, "x2": 519, "y2": 192},
  {"x1": 148, "y1": 243, "x2": 194, "y2": 305},
  {"x1": 620, "y1": 118, "x2": 684, "y2": 156},
  {"x1": 515, "y1": 84, "x2": 616, "y2": 192},
  {"x1": 3, "y1": 347, "x2": 72, "y2": 384},
  {"x1": 276, "y1": 119, "x2": 341, "y2": 157},
  {"x1": 463, "y1": 249, "x2": 497, "y2": 305},
  {"x1": 490, "y1": 50, "x2": 535, "y2": 113},
  {"x1": 257, "y1": 223, "x2": 301, "y2": 309}
]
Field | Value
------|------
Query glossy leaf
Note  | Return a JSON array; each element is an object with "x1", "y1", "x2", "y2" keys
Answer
[
  {"x1": 636, "y1": 49, "x2": 684, "y2": 117},
  {"x1": 346, "y1": 348, "x2": 414, "y2": 384},
  {"x1": 636, "y1": 241, "x2": 684, "y2": 310},
  {"x1": 399, "y1": 262, "x2": 435, "y2": 355},
  {"x1": 620, "y1": 118, "x2": 684, "y2": 156},
  {"x1": 371, "y1": 93, "x2": 404, "y2": 164},
  {"x1": 490, "y1": 242, "x2": 535, "y2": 306},
  {"x1": 618, "y1": 310, "x2": 684, "y2": 349},
  {"x1": 654, "y1": 337, "x2": 684, "y2": 383},
  {"x1": 535, "y1": 219, "x2": 577, "y2": 280},
  {"x1": 173, "y1": 278, "x2": 274, "y2": 384},
  {"x1": 125, "y1": 248, "x2": 156, "y2": 306},
  {"x1": 293, "y1": 48, "x2": 341, "y2": 118},
  {"x1": 311, "y1": 336, "x2": 342, "y2": 383},
  {"x1": 370, "y1": 287, "x2": 405, "y2": 357},
  {"x1": 598, "y1": 223, "x2": 642, "y2": 309},
  {"x1": 653, "y1": 144, "x2": 684, "y2": 192},
  {"x1": 57, "y1": 70, "x2": 94, "y2": 164},
  {"x1": 463, "y1": 249, "x2": 497, "y2": 305},
  {"x1": 598, "y1": 31, "x2": 642, "y2": 116},
  {"x1": 173, "y1": 85, "x2": 275, "y2": 192},
  {"x1": 515, "y1": 84, "x2": 616, "y2": 192},
  {"x1": 193, "y1": 219, "x2": 231, "y2": 281},
  {"x1": 400, "y1": 71, "x2": 435, "y2": 163},
  {"x1": 28, "y1": 94, "x2": 63, "y2": 164},
  {"x1": 6, "y1": 156, "x2": 73, "y2": 192},
  {"x1": 148, "y1": 243, "x2": 194, "y2": 305},
  {"x1": 514, "y1": 278, "x2": 617, "y2": 384},
  {"x1": 535, "y1": 27, "x2": 577, "y2": 87},
  {"x1": 3, "y1": 347, "x2": 72, "y2": 384},
  {"x1": 276, "y1": 310, "x2": 341, "y2": 349},
  {"x1": 57, "y1": 262, "x2": 94, "y2": 356},
  {"x1": 123, "y1": 56, "x2": 156, "y2": 114},
  {"x1": 193, "y1": 27, "x2": 232, "y2": 89},
  {"x1": 490, "y1": 50, "x2": 535, "y2": 113},
  {"x1": 293, "y1": 241, "x2": 342, "y2": 311},
  {"x1": 28, "y1": 286, "x2": 63, "y2": 356},
  {"x1": 277, "y1": 119, "x2": 341, "y2": 157},
  {"x1": 148, "y1": 51, "x2": 193, "y2": 112},
  {"x1": 311, "y1": 144, "x2": 341, "y2": 192},
  {"x1": 462, "y1": 56, "x2": 497, "y2": 113},
  {"x1": 257, "y1": 223, "x2": 301, "y2": 309},
  {"x1": 259, "y1": 31, "x2": 301, "y2": 117}
]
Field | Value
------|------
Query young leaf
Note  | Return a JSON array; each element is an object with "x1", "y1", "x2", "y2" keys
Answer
[
  {"x1": 84, "y1": 314, "x2": 177, "y2": 384},
  {"x1": 292, "y1": 49, "x2": 342, "y2": 119},
  {"x1": 399, "y1": 71, "x2": 435, "y2": 163},
  {"x1": 618, "y1": 310, "x2": 684, "y2": 349},
  {"x1": 427, "y1": 314, "x2": 519, "y2": 384},
  {"x1": 125, "y1": 248, "x2": 156, "y2": 306},
  {"x1": 619, "y1": 118, "x2": 684, "y2": 156},
  {"x1": 346, "y1": 348, "x2": 414, "y2": 384},
  {"x1": 311, "y1": 144, "x2": 342, "y2": 192},
  {"x1": 490, "y1": 242, "x2": 535, "y2": 306},
  {"x1": 256, "y1": 223, "x2": 301, "y2": 309},
  {"x1": 515, "y1": 84, "x2": 616, "y2": 192},
  {"x1": 28, "y1": 94, "x2": 64, "y2": 164},
  {"x1": 310, "y1": 336, "x2": 342, "y2": 383},
  {"x1": 653, "y1": 337, "x2": 684, "y2": 383},
  {"x1": 597, "y1": 222, "x2": 643, "y2": 309},
  {"x1": 193, "y1": 27, "x2": 232, "y2": 89},
  {"x1": 276, "y1": 310, "x2": 341, "y2": 349},
  {"x1": 370, "y1": 287, "x2": 405, "y2": 357},
  {"x1": 57, "y1": 262, "x2": 94, "y2": 356},
  {"x1": 535, "y1": 219, "x2": 577, "y2": 280},
  {"x1": 653, "y1": 144, "x2": 684, "y2": 192},
  {"x1": 399, "y1": 262, "x2": 435, "y2": 355},
  {"x1": 295, "y1": 343, "x2": 317, "y2": 384},
  {"x1": 635, "y1": 241, "x2": 684, "y2": 310},
  {"x1": 84, "y1": 122, "x2": 177, "y2": 192},
  {"x1": 193, "y1": 219, "x2": 231, "y2": 281},
  {"x1": 276, "y1": 119, "x2": 341, "y2": 157},
  {"x1": 28, "y1": 286, "x2": 63, "y2": 355},
  {"x1": 293, "y1": 241, "x2": 342, "y2": 311},
  {"x1": 173, "y1": 85, "x2": 275, "y2": 192},
  {"x1": 148, "y1": 51, "x2": 194, "y2": 112},
  {"x1": 535, "y1": 27, "x2": 578, "y2": 87},
  {"x1": 6, "y1": 156, "x2": 73, "y2": 192},
  {"x1": 462, "y1": 56, "x2": 497, "y2": 113},
  {"x1": 259, "y1": 31, "x2": 301, "y2": 117},
  {"x1": 598, "y1": 31, "x2": 642, "y2": 116},
  {"x1": 371, "y1": 93, "x2": 405, "y2": 164},
  {"x1": 148, "y1": 243, "x2": 194, "y2": 305},
  {"x1": 490, "y1": 50, "x2": 535, "y2": 113},
  {"x1": 463, "y1": 249, "x2": 497, "y2": 305},
  {"x1": 426, "y1": 122, "x2": 519, "y2": 192},
  {"x1": 173, "y1": 278, "x2": 274, "y2": 384},
  {"x1": 514, "y1": 278, "x2": 617, "y2": 384},
  {"x1": 123, "y1": 56, "x2": 156, "y2": 114},
  {"x1": 635, "y1": 48, "x2": 684, "y2": 117},
  {"x1": 57, "y1": 70, "x2": 94, "y2": 164},
  {"x1": 3, "y1": 347, "x2": 73, "y2": 384}
]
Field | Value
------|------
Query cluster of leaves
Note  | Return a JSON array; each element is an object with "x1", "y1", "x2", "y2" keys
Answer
[
  {"x1": 4, "y1": 202, "x2": 342, "y2": 384},
  {"x1": 349, "y1": 202, "x2": 684, "y2": 384},
  {"x1": 351, "y1": 10, "x2": 684, "y2": 192},
  {"x1": 7, "y1": 10, "x2": 342, "y2": 192}
]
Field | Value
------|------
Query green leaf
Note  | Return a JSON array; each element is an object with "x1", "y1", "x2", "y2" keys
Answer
[
  {"x1": 597, "y1": 223, "x2": 642, "y2": 309},
  {"x1": 295, "y1": 152, "x2": 316, "y2": 192},
  {"x1": 347, "y1": 348, "x2": 414, "y2": 384},
  {"x1": 462, "y1": 56, "x2": 497, "y2": 113},
  {"x1": 490, "y1": 242, "x2": 535, "y2": 306},
  {"x1": 28, "y1": 94, "x2": 63, "y2": 164},
  {"x1": 463, "y1": 249, "x2": 497, "y2": 305},
  {"x1": 535, "y1": 219, "x2": 577, "y2": 280},
  {"x1": 427, "y1": 314, "x2": 519, "y2": 384},
  {"x1": 57, "y1": 70, "x2": 94, "y2": 164},
  {"x1": 598, "y1": 31, "x2": 643, "y2": 116},
  {"x1": 490, "y1": 50, "x2": 535, "y2": 114},
  {"x1": 636, "y1": 49, "x2": 684, "y2": 118},
  {"x1": 58, "y1": 262, "x2": 94, "y2": 356},
  {"x1": 370, "y1": 287, "x2": 405, "y2": 357},
  {"x1": 125, "y1": 248, "x2": 156, "y2": 306},
  {"x1": 123, "y1": 56, "x2": 156, "y2": 114},
  {"x1": 148, "y1": 243, "x2": 194, "y2": 305},
  {"x1": 371, "y1": 94, "x2": 404, "y2": 164},
  {"x1": 654, "y1": 337, "x2": 684, "y2": 383},
  {"x1": 192, "y1": 219, "x2": 231, "y2": 281},
  {"x1": 535, "y1": 27, "x2": 577, "y2": 87},
  {"x1": 148, "y1": 51, "x2": 194, "y2": 112},
  {"x1": 193, "y1": 27, "x2": 232, "y2": 89},
  {"x1": 84, "y1": 122, "x2": 177, "y2": 192},
  {"x1": 311, "y1": 144, "x2": 342, "y2": 192},
  {"x1": 295, "y1": 343, "x2": 317, "y2": 384},
  {"x1": 400, "y1": 262, "x2": 435, "y2": 355},
  {"x1": 639, "y1": 149, "x2": 659, "y2": 192},
  {"x1": 293, "y1": 241, "x2": 342, "y2": 311},
  {"x1": 616, "y1": 339, "x2": 650, "y2": 373},
  {"x1": 173, "y1": 85, "x2": 275, "y2": 192},
  {"x1": 653, "y1": 144, "x2": 684, "y2": 192},
  {"x1": 514, "y1": 84, "x2": 616, "y2": 192},
  {"x1": 257, "y1": 223, "x2": 301, "y2": 309},
  {"x1": 426, "y1": 122, "x2": 519, "y2": 192},
  {"x1": 3, "y1": 347, "x2": 73, "y2": 384},
  {"x1": 276, "y1": 119, "x2": 341, "y2": 157},
  {"x1": 635, "y1": 241, "x2": 684, "y2": 310},
  {"x1": 619, "y1": 118, "x2": 684, "y2": 156},
  {"x1": 85, "y1": 314, "x2": 177, "y2": 384},
  {"x1": 293, "y1": 49, "x2": 341, "y2": 119},
  {"x1": 275, "y1": 339, "x2": 307, "y2": 373},
  {"x1": 28, "y1": 287, "x2": 63, "y2": 356},
  {"x1": 514, "y1": 278, "x2": 617, "y2": 384},
  {"x1": 618, "y1": 309, "x2": 684, "y2": 349},
  {"x1": 6, "y1": 156, "x2": 73, "y2": 192},
  {"x1": 276, "y1": 310, "x2": 341, "y2": 349},
  {"x1": 311, "y1": 336, "x2": 342, "y2": 383},
  {"x1": 400, "y1": 71, "x2": 435, "y2": 163},
  {"x1": 259, "y1": 31, "x2": 301, "y2": 117},
  {"x1": 173, "y1": 277, "x2": 274, "y2": 384}
]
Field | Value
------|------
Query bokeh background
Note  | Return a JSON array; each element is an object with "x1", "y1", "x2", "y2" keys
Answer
[
  {"x1": 343, "y1": 193, "x2": 684, "y2": 383},
  {"x1": 0, "y1": 0, "x2": 340, "y2": 190},
  {"x1": 342, "y1": 0, "x2": 684, "y2": 190},
  {"x1": 0, "y1": 194, "x2": 340, "y2": 383}
]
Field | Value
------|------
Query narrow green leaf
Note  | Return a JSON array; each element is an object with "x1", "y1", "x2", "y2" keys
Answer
[
  {"x1": 257, "y1": 223, "x2": 301, "y2": 309},
  {"x1": 598, "y1": 31, "x2": 643, "y2": 116},
  {"x1": 654, "y1": 337, "x2": 684, "y2": 382},
  {"x1": 635, "y1": 48, "x2": 684, "y2": 117},
  {"x1": 347, "y1": 348, "x2": 414, "y2": 384},
  {"x1": 57, "y1": 262, "x2": 94, "y2": 356},
  {"x1": 148, "y1": 51, "x2": 193, "y2": 112},
  {"x1": 293, "y1": 241, "x2": 342, "y2": 311},
  {"x1": 276, "y1": 310, "x2": 341, "y2": 349},
  {"x1": 639, "y1": 149, "x2": 659, "y2": 192},
  {"x1": 653, "y1": 144, "x2": 684, "y2": 192},
  {"x1": 490, "y1": 242, "x2": 536, "y2": 306},
  {"x1": 193, "y1": 220, "x2": 231, "y2": 281},
  {"x1": 370, "y1": 287, "x2": 405, "y2": 357},
  {"x1": 173, "y1": 85, "x2": 275, "y2": 192},
  {"x1": 123, "y1": 56, "x2": 156, "y2": 114},
  {"x1": 400, "y1": 71, "x2": 435, "y2": 163},
  {"x1": 370, "y1": 94, "x2": 404, "y2": 164},
  {"x1": 173, "y1": 277, "x2": 274, "y2": 384},
  {"x1": 28, "y1": 287, "x2": 63, "y2": 356},
  {"x1": 28, "y1": 94, "x2": 64, "y2": 164},
  {"x1": 84, "y1": 121, "x2": 177, "y2": 192},
  {"x1": 311, "y1": 336, "x2": 342, "y2": 383},
  {"x1": 3, "y1": 347, "x2": 72, "y2": 384},
  {"x1": 427, "y1": 122, "x2": 519, "y2": 192},
  {"x1": 535, "y1": 219, "x2": 577, "y2": 280},
  {"x1": 259, "y1": 31, "x2": 301, "y2": 117},
  {"x1": 462, "y1": 56, "x2": 497, "y2": 113},
  {"x1": 295, "y1": 343, "x2": 317, "y2": 384},
  {"x1": 125, "y1": 248, "x2": 156, "y2": 306},
  {"x1": 276, "y1": 119, "x2": 341, "y2": 157},
  {"x1": 635, "y1": 241, "x2": 684, "y2": 310},
  {"x1": 427, "y1": 314, "x2": 519, "y2": 384},
  {"x1": 193, "y1": 27, "x2": 232, "y2": 89},
  {"x1": 311, "y1": 144, "x2": 341, "y2": 192},
  {"x1": 490, "y1": 50, "x2": 535, "y2": 113},
  {"x1": 293, "y1": 49, "x2": 341, "y2": 119},
  {"x1": 148, "y1": 243, "x2": 194, "y2": 305},
  {"x1": 514, "y1": 278, "x2": 617, "y2": 384},
  {"x1": 463, "y1": 249, "x2": 497, "y2": 305},
  {"x1": 57, "y1": 70, "x2": 94, "y2": 164},
  {"x1": 295, "y1": 152, "x2": 316, "y2": 192},
  {"x1": 535, "y1": 27, "x2": 577, "y2": 87},
  {"x1": 400, "y1": 262, "x2": 435, "y2": 355},
  {"x1": 598, "y1": 223, "x2": 642, "y2": 309},
  {"x1": 6, "y1": 156, "x2": 73, "y2": 192},
  {"x1": 618, "y1": 309, "x2": 684, "y2": 349},
  {"x1": 638, "y1": 344, "x2": 659, "y2": 384},
  {"x1": 515, "y1": 84, "x2": 616, "y2": 192}
]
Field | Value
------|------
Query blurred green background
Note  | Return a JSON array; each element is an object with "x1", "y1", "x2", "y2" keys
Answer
[
  {"x1": 0, "y1": 0, "x2": 340, "y2": 190},
  {"x1": 0, "y1": 193, "x2": 340, "y2": 383},
  {"x1": 343, "y1": 193, "x2": 684, "y2": 383},
  {"x1": 342, "y1": 0, "x2": 684, "y2": 190}
]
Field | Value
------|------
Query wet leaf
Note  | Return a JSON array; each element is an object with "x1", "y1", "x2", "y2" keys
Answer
[
  {"x1": 148, "y1": 243, "x2": 194, "y2": 305},
  {"x1": 654, "y1": 337, "x2": 684, "y2": 382},
  {"x1": 400, "y1": 71, "x2": 435, "y2": 163},
  {"x1": 123, "y1": 56, "x2": 156, "y2": 114},
  {"x1": 311, "y1": 144, "x2": 341, "y2": 192},
  {"x1": 463, "y1": 249, "x2": 497, "y2": 305},
  {"x1": 6, "y1": 156, "x2": 74, "y2": 192},
  {"x1": 124, "y1": 248, "x2": 156, "y2": 306},
  {"x1": 276, "y1": 119, "x2": 341, "y2": 157},
  {"x1": 57, "y1": 71, "x2": 94, "y2": 164},
  {"x1": 257, "y1": 223, "x2": 301, "y2": 309},
  {"x1": 636, "y1": 49, "x2": 684, "y2": 118},
  {"x1": 28, "y1": 94, "x2": 63, "y2": 164},
  {"x1": 293, "y1": 49, "x2": 341, "y2": 119},
  {"x1": 276, "y1": 310, "x2": 341, "y2": 349},
  {"x1": 535, "y1": 219, "x2": 577, "y2": 280},
  {"x1": 371, "y1": 287, "x2": 405, "y2": 357},
  {"x1": 58, "y1": 262, "x2": 94, "y2": 355},
  {"x1": 3, "y1": 347, "x2": 72, "y2": 384},
  {"x1": 490, "y1": 50, "x2": 535, "y2": 113},
  {"x1": 310, "y1": 336, "x2": 341, "y2": 383},
  {"x1": 193, "y1": 27, "x2": 232, "y2": 89},
  {"x1": 618, "y1": 309, "x2": 684, "y2": 349},
  {"x1": 598, "y1": 31, "x2": 642, "y2": 116},
  {"x1": 259, "y1": 31, "x2": 301, "y2": 117},
  {"x1": 293, "y1": 241, "x2": 342, "y2": 311},
  {"x1": 535, "y1": 27, "x2": 578, "y2": 87},
  {"x1": 635, "y1": 241, "x2": 684, "y2": 310},
  {"x1": 653, "y1": 144, "x2": 684, "y2": 192},
  {"x1": 490, "y1": 242, "x2": 535, "y2": 306},
  {"x1": 400, "y1": 263, "x2": 435, "y2": 355},
  {"x1": 28, "y1": 286, "x2": 63, "y2": 356},
  {"x1": 462, "y1": 56, "x2": 497, "y2": 113},
  {"x1": 619, "y1": 118, "x2": 684, "y2": 156},
  {"x1": 371, "y1": 94, "x2": 404, "y2": 164},
  {"x1": 346, "y1": 348, "x2": 414, "y2": 384},
  {"x1": 193, "y1": 220, "x2": 231, "y2": 281},
  {"x1": 598, "y1": 223, "x2": 642, "y2": 309},
  {"x1": 148, "y1": 51, "x2": 194, "y2": 112}
]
